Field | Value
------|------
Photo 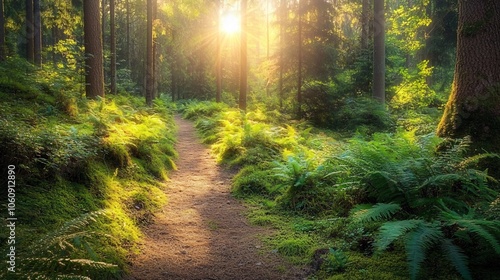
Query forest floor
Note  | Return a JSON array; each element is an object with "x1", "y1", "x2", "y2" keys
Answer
[{"x1": 126, "y1": 115, "x2": 306, "y2": 280}]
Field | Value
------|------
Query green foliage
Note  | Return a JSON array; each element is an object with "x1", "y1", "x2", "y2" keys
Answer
[
  {"x1": 390, "y1": 60, "x2": 439, "y2": 111},
  {"x1": 323, "y1": 248, "x2": 350, "y2": 274},
  {"x1": 182, "y1": 100, "x2": 228, "y2": 120},
  {"x1": 277, "y1": 238, "x2": 311, "y2": 257},
  {"x1": 273, "y1": 154, "x2": 335, "y2": 214},
  {"x1": 301, "y1": 81, "x2": 392, "y2": 132},
  {"x1": 0, "y1": 60, "x2": 177, "y2": 277},
  {"x1": 184, "y1": 100, "x2": 499, "y2": 279},
  {"x1": 352, "y1": 203, "x2": 402, "y2": 223},
  {"x1": 232, "y1": 164, "x2": 280, "y2": 196},
  {"x1": 0, "y1": 212, "x2": 119, "y2": 280}
]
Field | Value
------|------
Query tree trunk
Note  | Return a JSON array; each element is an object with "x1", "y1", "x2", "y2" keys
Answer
[
  {"x1": 239, "y1": 0, "x2": 247, "y2": 111},
  {"x1": 373, "y1": 0, "x2": 385, "y2": 103},
  {"x1": 265, "y1": 0, "x2": 270, "y2": 97},
  {"x1": 361, "y1": 0, "x2": 370, "y2": 50},
  {"x1": 216, "y1": 2, "x2": 222, "y2": 103},
  {"x1": 171, "y1": 27, "x2": 177, "y2": 102},
  {"x1": 145, "y1": 0, "x2": 154, "y2": 106},
  {"x1": 101, "y1": 0, "x2": 106, "y2": 47},
  {"x1": 33, "y1": 0, "x2": 41, "y2": 66},
  {"x1": 279, "y1": 0, "x2": 284, "y2": 109},
  {"x1": 84, "y1": 0, "x2": 105, "y2": 99},
  {"x1": 26, "y1": 0, "x2": 34, "y2": 63},
  {"x1": 110, "y1": 0, "x2": 116, "y2": 94},
  {"x1": 126, "y1": 0, "x2": 130, "y2": 69},
  {"x1": 297, "y1": 0, "x2": 303, "y2": 118},
  {"x1": 0, "y1": 0, "x2": 5, "y2": 61},
  {"x1": 152, "y1": 0, "x2": 157, "y2": 98},
  {"x1": 437, "y1": 0, "x2": 500, "y2": 149}
]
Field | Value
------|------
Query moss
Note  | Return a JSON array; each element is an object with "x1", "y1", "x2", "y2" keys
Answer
[{"x1": 277, "y1": 237, "x2": 312, "y2": 257}]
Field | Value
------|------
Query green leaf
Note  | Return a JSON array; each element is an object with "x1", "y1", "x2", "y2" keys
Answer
[
  {"x1": 405, "y1": 223, "x2": 443, "y2": 280},
  {"x1": 441, "y1": 239, "x2": 471, "y2": 280},
  {"x1": 375, "y1": 219, "x2": 422, "y2": 251},
  {"x1": 353, "y1": 203, "x2": 401, "y2": 223}
]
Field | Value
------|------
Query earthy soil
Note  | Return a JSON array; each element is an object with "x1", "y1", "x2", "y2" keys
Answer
[{"x1": 126, "y1": 115, "x2": 306, "y2": 280}]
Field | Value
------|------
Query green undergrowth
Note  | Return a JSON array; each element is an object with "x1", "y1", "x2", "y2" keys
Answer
[
  {"x1": 0, "y1": 58, "x2": 176, "y2": 279},
  {"x1": 182, "y1": 100, "x2": 500, "y2": 280}
]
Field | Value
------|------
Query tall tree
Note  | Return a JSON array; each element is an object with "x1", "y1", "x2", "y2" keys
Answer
[
  {"x1": 239, "y1": 0, "x2": 247, "y2": 110},
  {"x1": 265, "y1": 0, "x2": 270, "y2": 97},
  {"x1": 216, "y1": 1, "x2": 222, "y2": 103},
  {"x1": 126, "y1": 0, "x2": 131, "y2": 69},
  {"x1": 297, "y1": 0, "x2": 303, "y2": 117},
  {"x1": 437, "y1": 0, "x2": 500, "y2": 149},
  {"x1": 373, "y1": 0, "x2": 385, "y2": 103},
  {"x1": 361, "y1": 0, "x2": 370, "y2": 50},
  {"x1": 33, "y1": 0, "x2": 41, "y2": 66},
  {"x1": 145, "y1": 0, "x2": 154, "y2": 106},
  {"x1": 26, "y1": 0, "x2": 34, "y2": 63},
  {"x1": 84, "y1": 0, "x2": 105, "y2": 98},
  {"x1": 0, "y1": 0, "x2": 5, "y2": 61},
  {"x1": 110, "y1": 0, "x2": 116, "y2": 94},
  {"x1": 278, "y1": 0, "x2": 285, "y2": 109},
  {"x1": 102, "y1": 0, "x2": 106, "y2": 47}
]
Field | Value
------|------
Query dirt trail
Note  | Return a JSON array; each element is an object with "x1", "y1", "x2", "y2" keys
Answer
[{"x1": 126, "y1": 115, "x2": 305, "y2": 280}]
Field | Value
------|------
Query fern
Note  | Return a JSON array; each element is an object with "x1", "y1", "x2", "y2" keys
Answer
[
  {"x1": 375, "y1": 219, "x2": 422, "y2": 251},
  {"x1": 5, "y1": 211, "x2": 119, "y2": 280},
  {"x1": 441, "y1": 207, "x2": 500, "y2": 254},
  {"x1": 405, "y1": 223, "x2": 443, "y2": 280},
  {"x1": 352, "y1": 203, "x2": 401, "y2": 223},
  {"x1": 441, "y1": 239, "x2": 472, "y2": 280}
]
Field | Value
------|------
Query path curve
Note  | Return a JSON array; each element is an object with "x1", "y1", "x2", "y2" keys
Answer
[{"x1": 126, "y1": 115, "x2": 305, "y2": 280}]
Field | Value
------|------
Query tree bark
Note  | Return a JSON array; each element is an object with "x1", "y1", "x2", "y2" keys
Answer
[
  {"x1": 297, "y1": 0, "x2": 303, "y2": 117},
  {"x1": 216, "y1": 1, "x2": 221, "y2": 103},
  {"x1": 153, "y1": 0, "x2": 157, "y2": 98},
  {"x1": 26, "y1": 0, "x2": 34, "y2": 63},
  {"x1": 373, "y1": 0, "x2": 385, "y2": 103},
  {"x1": 146, "y1": 0, "x2": 154, "y2": 106},
  {"x1": 239, "y1": 0, "x2": 247, "y2": 111},
  {"x1": 101, "y1": 0, "x2": 106, "y2": 47},
  {"x1": 33, "y1": 0, "x2": 41, "y2": 66},
  {"x1": 361, "y1": 0, "x2": 370, "y2": 50},
  {"x1": 265, "y1": 0, "x2": 270, "y2": 97},
  {"x1": 110, "y1": 0, "x2": 116, "y2": 94},
  {"x1": 126, "y1": 0, "x2": 130, "y2": 69},
  {"x1": 84, "y1": 0, "x2": 105, "y2": 99},
  {"x1": 0, "y1": 0, "x2": 5, "y2": 61},
  {"x1": 279, "y1": 0, "x2": 285, "y2": 109},
  {"x1": 437, "y1": 0, "x2": 500, "y2": 149}
]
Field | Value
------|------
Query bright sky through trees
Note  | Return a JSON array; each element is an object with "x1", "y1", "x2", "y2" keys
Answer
[{"x1": 220, "y1": 11, "x2": 240, "y2": 34}]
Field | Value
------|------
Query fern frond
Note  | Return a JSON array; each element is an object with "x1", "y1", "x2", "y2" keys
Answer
[
  {"x1": 460, "y1": 152, "x2": 500, "y2": 167},
  {"x1": 441, "y1": 207, "x2": 500, "y2": 254},
  {"x1": 405, "y1": 223, "x2": 443, "y2": 280},
  {"x1": 441, "y1": 238, "x2": 471, "y2": 280},
  {"x1": 456, "y1": 220, "x2": 500, "y2": 254},
  {"x1": 352, "y1": 203, "x2": 401, "y2": 223},
  {"x1": 363, "y1": 171, "x2": 405, "y2": 203},
  {"x1": 375, "y1": 219, "x2": 422, "y2": 251}
]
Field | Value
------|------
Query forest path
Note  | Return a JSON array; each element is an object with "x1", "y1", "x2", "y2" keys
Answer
[{"x1": 126, "y1": 115, "x2": 305, "y2": 280}]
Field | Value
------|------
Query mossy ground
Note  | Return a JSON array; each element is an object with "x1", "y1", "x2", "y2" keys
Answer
[
  {"x1": 182, "y1": 100, "x2": 500, "y2": 280},
  {"x1": 0, "y1": 60, "x2": 176, "y2": 278}
]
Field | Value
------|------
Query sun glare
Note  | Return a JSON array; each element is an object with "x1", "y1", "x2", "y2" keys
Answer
[{"x1": 220, "y1": 12, "x2": 240, "y2": 34}]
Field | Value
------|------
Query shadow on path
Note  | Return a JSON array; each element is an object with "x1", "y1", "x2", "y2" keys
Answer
[{"x1": 126, "y1": 115, "x2": 305, "y2": 280}]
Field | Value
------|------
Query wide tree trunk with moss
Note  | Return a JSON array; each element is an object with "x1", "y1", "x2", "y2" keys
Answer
[
  {"x1": 84, "y1": 0, "x2": 105, "y2": 98},
  {"x1": 437, "y1": 0, "x2": 500, "y2": 150}
]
